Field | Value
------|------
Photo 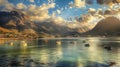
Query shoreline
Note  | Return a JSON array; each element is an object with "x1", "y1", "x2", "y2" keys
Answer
[
  {"x1": 0, "y1": 36, "x2": 120, "y2": 40},
  {"x1": 0, "y1": 38, "x2": 38, "y2": 40}
]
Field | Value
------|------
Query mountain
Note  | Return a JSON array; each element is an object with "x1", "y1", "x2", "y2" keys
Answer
[
  {"x1": 0, "y1": 10, "x2": 35, "y2": 32},
  {"x1": 0, "y1": 10, "x2": 38, "y2": 38},
  {"x1": 83, "y1": 17, "x2": 120, "y2": 36},
  {"x1": 1, "y1": 10, "x2": 120, "y2": 38},
  {"x1": 97, "y1": 0, "x2": 120, "y2": 5},
  {"x1": 35, "y1": 22, "x2": 73, "y2": 37}
]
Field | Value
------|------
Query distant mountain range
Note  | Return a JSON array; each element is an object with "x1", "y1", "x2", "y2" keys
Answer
[{"x1": 0, "y1": 10, "x2": 120, "y2": 38}]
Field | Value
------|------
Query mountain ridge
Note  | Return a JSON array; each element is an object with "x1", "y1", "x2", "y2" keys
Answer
[
  {"x1": 1, "y1": 11, "x2": 120, "y2": 38},
  {"x1": 82, "y1": 16, "x2": 120, "y2": 36}
]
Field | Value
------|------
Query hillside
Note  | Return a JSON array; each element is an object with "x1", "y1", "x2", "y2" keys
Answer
[
  {"x1": 1, "y1": 10, "x2": 120, "y2": 38},
  {"x1": 0, "y1": 10, "x2": 38, "y2": 38},
  {"x1": 83, "y1": 17, "x2": 120, "y2": 36},
  {"x1": 97, "y1": 0, "x2": 120, "y2": 4}
]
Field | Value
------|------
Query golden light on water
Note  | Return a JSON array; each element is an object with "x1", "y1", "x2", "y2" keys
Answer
[
  {"x1": 87, "y1": 37, "x2": 105, "y2": 63},
  {"x1": 10, "y1": 42, "x2": 14, "y2": 46},
  {"x1": 56, "y1": 40, "x2": 62, "y2": 45},
  {"x1": 20, "y1": 41, "x2": 27, "y2": 47}
]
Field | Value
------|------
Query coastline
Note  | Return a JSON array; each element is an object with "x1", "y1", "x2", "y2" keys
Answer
[
  {"x1": 0, "y1": 36, "x2": 120, "y2": 40},
  {"x1": 0, "y1": 38, "x2": 38, "y2": 40}
]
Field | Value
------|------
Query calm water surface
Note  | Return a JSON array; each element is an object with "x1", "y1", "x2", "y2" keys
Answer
[{"x1": 0, "y1": 37, "x2": 120, "y2": 67}]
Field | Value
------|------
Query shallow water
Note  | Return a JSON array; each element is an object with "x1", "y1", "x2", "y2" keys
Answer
[{"x1": 0, "y1": 37, "x2": 120, "y2": 67}]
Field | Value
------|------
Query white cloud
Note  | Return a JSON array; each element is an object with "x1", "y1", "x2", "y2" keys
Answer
[
  {"x1": 48, "y1": 0, "x2": 55, "y2": 3},
  {"x1": 30, "y1": 16, "x2": 50, "y2": 22},
  {"x1": 56, "y1": 9, "x2": 61, "y2": 14},
  {"x1": 16, "y1": 3, "x2": 26, "y2": 9},
  {"x1": 53, "y1": 17, "x2": 65, "y2": 23},
  {"x1": 88, "y1": 8, "x2": 96, "y2": 15},
  {"x1": 47, "y1": 3, "x2": 56, "y2": 8},
  {"x1": 74, "y1": 0, "x2": 86, "y2": 8},
  {"x1": 26, "y1": 3, "x2": 56, "y2": 22},
  {"x1": 88, "y1": 8, "x2": 96, "y2": 12}
]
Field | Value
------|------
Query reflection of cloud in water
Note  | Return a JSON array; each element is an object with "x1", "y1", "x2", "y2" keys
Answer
[
  {"x1": 88, "y1": 42, "x2": 102, "y2": 62},
  {"x1": 85, "y1": 37, "x2": 120, "y2": 67},
  {"x1": 29, "y1": 43, "x2": 63, "y2": 65},
  {"x1": 39, "y1": 50, "x2": 49, "y2": 63},
  {"x1": 9, "y1": 42, "x2": 14, "y2": 46},
  {"x1": 86, "y1": 37, "x2": 108, "y2": 63}
]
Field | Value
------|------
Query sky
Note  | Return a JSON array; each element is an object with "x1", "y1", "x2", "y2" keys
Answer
[
  {"x1": 6, "y1": 0, "x2": 108, "y2": 21},
  {"x1": 1, "y1": 0, "x2": 120, "y2": 23}
]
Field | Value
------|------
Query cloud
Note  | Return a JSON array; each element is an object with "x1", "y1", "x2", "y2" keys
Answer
[
  {"x1": 114, "y1": 13, "x2": 120, "y2": 20},
  {"x1": 53, "y1": 17, "x2": 65, "y2": 24},
  {"x1": 0, "y1": 0, "x2": 14, "y2": 10},
  {"x1": 14, "y1": 2, "x2": 65, "y2": 23},
  {"x1": 16, "y1": 3, "x2": 27, "y2": 9},
  {"x1": 0, "y1": 0, "x2": 57, "y2": 22},
  {"x1": 88, "y1": 8, "x2": 96, "y2": 15},
  {"x1": 68, "y1": 0, "x2": 86, "y2": 8},
  {"x1": 56, "y1": 9, "x2": 61, "y2": 14},
  {"x1": 25, "y1": 3, "x2": 56, "y2": 22},
  {"x1": 0, "y1": 0, "x2": 8, "y2": 5},
  {"x1": 26, "y1": 4, "x2": 50, "y2": 21},
  {"x1": 74, "y1": 0, "x2": 86, "y2": 8},
  {"x1": 29, "y1": 0, "x2": 34, "y2": 3},
  {"x1": 68, "y1": 2, "x2": 74, "y2": 8},
  {"x1": 48, "y1": 0, "x2": 55, "y2": 3}
]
